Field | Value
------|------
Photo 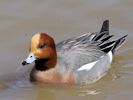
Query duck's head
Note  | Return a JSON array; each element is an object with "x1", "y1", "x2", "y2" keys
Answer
[{"x1": 22, "y1": 33, "x2": 57, "y2": 71}]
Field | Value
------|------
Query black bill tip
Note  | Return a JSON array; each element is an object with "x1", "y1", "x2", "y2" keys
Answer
[{"x1": 22, "y1": 61, "x2": 29, "y2": 66}]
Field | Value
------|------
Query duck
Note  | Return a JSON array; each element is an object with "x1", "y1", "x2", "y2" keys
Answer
[{"x1": 22, "y1": 20, "x2": 127, "y2": 84}]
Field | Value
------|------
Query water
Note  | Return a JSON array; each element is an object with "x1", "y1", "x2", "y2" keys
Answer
[{"x1": 0, "y1": 0, "x2": 133, "y2": 100}]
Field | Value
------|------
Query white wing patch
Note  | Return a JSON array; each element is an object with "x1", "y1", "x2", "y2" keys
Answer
[
  {"x1": 108, "y1": 51, "x2": 113, "y2": 63},
  {"x1": 77, "y1": 60, "x2": 98, "y2": 71},
  {"x1": 77, "y1": 51, "x2": 113, "y2": 71}
]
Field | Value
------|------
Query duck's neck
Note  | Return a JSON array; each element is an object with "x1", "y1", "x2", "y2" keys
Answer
[{"x1": 35, "y1": 59, "x2": 49, "y2": 71}]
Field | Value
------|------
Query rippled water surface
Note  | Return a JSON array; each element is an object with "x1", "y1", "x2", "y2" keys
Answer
[{"x1": 0, "y1": 0, "x2": 133, "y2": 100}]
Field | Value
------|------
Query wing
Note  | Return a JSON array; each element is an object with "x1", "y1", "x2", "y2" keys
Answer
[
  {"x1": 56, "y1": 20, "x2": 110, "y2": 70},
  {"x1": 56, "y1": 20, "x2": 127, "y2": 70},
  {"x1": 56, "y1": 32, "x2": 106, "y2": 70}
]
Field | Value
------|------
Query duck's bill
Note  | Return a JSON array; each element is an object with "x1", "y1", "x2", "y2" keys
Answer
[{"x1": 22, "y1": 53, "x2": 36, "y2": 66}]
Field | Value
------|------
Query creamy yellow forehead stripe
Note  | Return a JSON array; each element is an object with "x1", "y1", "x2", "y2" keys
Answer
[{"x1": 30, "y1": 33, "x2": 41, "y2": 52}]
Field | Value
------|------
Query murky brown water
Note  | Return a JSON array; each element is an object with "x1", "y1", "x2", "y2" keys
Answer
[{"x1": 0, "y1": 0, "x2": 133, "y2": 100}]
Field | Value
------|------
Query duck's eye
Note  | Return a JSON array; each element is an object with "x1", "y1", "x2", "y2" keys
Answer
[{"x1": 39, "y1": 43, "x2": 46, "y2": 49}]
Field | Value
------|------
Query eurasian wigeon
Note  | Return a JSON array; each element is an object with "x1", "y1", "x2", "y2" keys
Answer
[{"x1": 22, "y1": 20, "x2": 127, "y2": 84}]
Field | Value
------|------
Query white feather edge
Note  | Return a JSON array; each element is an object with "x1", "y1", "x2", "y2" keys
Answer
[{"x1": 77, "y1": 51, "x2": 113, "y2": 71}]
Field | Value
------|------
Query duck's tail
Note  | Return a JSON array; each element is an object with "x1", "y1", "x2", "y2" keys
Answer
[
  {"x1": 92, "y1": 20, "x2": 128, "y2": 53},
  {"x1": 100, "y1": 20, "x2": 109, "y2": 33},
  {"x1": 111, "y1": 35, "x2": 128, "y2": 53}
]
